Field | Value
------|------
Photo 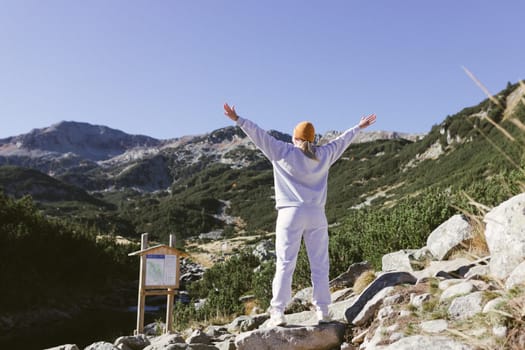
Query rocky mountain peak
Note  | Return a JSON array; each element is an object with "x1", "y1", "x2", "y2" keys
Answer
[{"x1": 1, "y1": 121, "x2": 161, "y2": 161}]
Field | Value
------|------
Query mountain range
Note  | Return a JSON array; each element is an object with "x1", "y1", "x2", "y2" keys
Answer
[
  {"x1": 0, "y1": 80, "x2": 523, "y2": 242},
  {"x1": 0, "y1": 120, "x2": 423, "y2": 192}
]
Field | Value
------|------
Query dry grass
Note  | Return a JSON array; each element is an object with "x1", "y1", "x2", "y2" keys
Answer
[{"x1": 353, "y1": 270, "x2": 377, "y2": 294}]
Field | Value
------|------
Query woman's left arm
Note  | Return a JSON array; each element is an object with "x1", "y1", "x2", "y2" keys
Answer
[{"x1": 224, "y1": 103, "x2": 289, "y2": 161}]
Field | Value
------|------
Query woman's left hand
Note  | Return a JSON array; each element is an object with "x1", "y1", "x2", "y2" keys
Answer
[{"x1": 224, "y1": 103, "x2": 239, "y2": 121}]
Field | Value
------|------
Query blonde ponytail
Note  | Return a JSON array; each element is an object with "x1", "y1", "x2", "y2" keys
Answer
[{"x1": 298, "y1": 140, "x2": 318, "y2": 161}]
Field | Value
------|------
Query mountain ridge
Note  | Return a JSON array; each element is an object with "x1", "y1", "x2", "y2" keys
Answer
[
  {"x1": 0, "y1": 120, "x2": 426, "y2": 192},
  {"x1": 0, "y1": 79, "x2": 523, "y2": 241}
]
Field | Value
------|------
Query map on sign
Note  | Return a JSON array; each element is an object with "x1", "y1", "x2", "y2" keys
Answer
[{"x1": 145, "y1": 254, "x2": 178, "y2": 286}]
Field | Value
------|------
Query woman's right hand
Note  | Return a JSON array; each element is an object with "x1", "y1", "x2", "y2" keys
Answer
[
  {"x1": 359, "y1": 114, "x2": 377, "y2": 129},
  {"x1": 224, "y1": 103, "x2": 239, "y2": 121}
]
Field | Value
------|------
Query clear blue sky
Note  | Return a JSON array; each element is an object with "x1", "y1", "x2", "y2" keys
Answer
[{"x1": 1, "y1": 0, "x2": 524, "y2": 139}]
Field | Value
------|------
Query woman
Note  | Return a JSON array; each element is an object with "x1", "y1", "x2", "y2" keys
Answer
[{"x1": 223, "y1": 103, "x2": 376, "y2": 326}]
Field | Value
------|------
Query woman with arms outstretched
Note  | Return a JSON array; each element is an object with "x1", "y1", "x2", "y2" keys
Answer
[{"x1": 224, "y1": 103, "x2": 376, "y2": 327}]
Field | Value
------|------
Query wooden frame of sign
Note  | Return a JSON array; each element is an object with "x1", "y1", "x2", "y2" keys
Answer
[{"x1": 129, "y1": 233, "x2": 188, "y2": 335}]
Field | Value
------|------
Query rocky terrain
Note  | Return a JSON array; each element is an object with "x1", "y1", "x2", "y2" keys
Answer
[{"x1": 45, "y1": 190, "x2": 525, "y2": 350}]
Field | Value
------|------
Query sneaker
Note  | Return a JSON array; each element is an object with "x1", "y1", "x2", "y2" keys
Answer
[
  {"x1": 267, "y1": 310, "x2": 286, "y2": 327},
  {"x1": 316, "y1": 310, "x2": 332, "y2": 324}
]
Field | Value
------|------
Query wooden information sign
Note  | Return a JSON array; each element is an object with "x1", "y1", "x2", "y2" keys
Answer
[{"x1": 129, "y1": 233, "x2": 188, "y2": 334}]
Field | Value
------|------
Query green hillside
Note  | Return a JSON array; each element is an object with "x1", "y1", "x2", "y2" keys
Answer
[
  {"x1": 0, "y1": 192, "x2": 138, "y2": 312},
  {"x1": 0, "y1": 165, "x2": 108, "y2": 205}
]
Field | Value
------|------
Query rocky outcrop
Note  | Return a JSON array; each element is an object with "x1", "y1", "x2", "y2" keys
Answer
[
  {"x1": 484, "y1": 192, "x2": 525, "y2": 279},
  {"x1": 49, "y1": 193, "x2": 525, "y2": 350},
  {"x1": 235, "y1": 323, "x2": 346, "y2": 350}
]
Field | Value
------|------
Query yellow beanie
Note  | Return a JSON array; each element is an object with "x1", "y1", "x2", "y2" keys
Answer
[{"x1": 293, "y1": 121, "x2": 315, "y2": 142}]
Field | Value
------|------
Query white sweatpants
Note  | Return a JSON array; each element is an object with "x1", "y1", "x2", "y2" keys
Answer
[{"x1": 270, "y1": 206, "x2": 331, "y2": 314}]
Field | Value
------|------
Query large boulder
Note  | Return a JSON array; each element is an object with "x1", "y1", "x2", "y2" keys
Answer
[
  {"x1": 484, "y1": 193, "x2": 525, "y2": 279},
  {"x1": 426, "y1": 214, "x2": 472, "y2": 260},
  {"x1": 234, "y1": 323, "x2": 345, "y2": 350},
  {"x1": 345, "y1": 271, "x2": 417, "y2": 323}
]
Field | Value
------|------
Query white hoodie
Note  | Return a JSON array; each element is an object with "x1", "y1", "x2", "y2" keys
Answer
[{"x1": 236, "y1": 117, "x2": 361, "y2": 209}]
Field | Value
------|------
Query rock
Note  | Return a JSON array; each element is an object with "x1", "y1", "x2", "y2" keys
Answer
[
  {"x1": 329, "y1": 261, "x2": 373, "y2": 289},
  {"x1": 186, "y1": 330, "x2": 213, "y2": 344},
  {"x1": 292, "y1": 287, "x2": 313, "y2": 304},
  {"x1": 360, "y1": 325, "x2": 384, "y2": 349},
  {"x1": 383, "y1": 293, "x2": 405, "y2": 306},
  {"x1": 180, "y1": 259, "x2": 206, "y2": 285},
  {"x1": 144, "y1": 322, "x2": 165, "y2": 336},
  {"x1": 252, "y1": 240, "x2": 275, "y2": 261},
  {"x1": 204, "y1": 326, "x2": 228, "y2": 338},
  {"x1": 340, "y1": 342, "x2": 354, "y2": 350},
  {"x1": 114, "y1": 334, "x2": 150, "y2": 350},
  {"x1": 194, "y1": 299, "x2": 207, "y2": 310},
  {"x1": 44, "y1": 345, "x2": 80, "y2": 350},
  {"x1": 409, "y1": 293, "x2": 431, "y2": 309},
  {"x1": 448, "y1": 291, "x2": 484, "y2": 320},
  {"x1": 352, "y1": 287, "x2": 394, "y2": 326},
  {"x1": 440, "y1": 281, "x2": 476, "y2": 302},
  {"x1": 469, "y1": 279, "x2": 491, "y2": 291},
  {"x1": 216, "y1": 334, "x2": 235, "y2": 342},
  {"x1": 84, "y1": 342, "x2": 119, "y2": 350},
  {"x1": 213, "y1": 339, "x2": 236, "y2": 350},
  {"x1": 413, "y1": 258, "x2": 473, "y2": 280},
  {"x1": 328, "y1": 295, "x2": 358, "y2": 322},
  {"x1": 345, "y1": 271, "x2": 417, "y2": 323},
  {"x1": 234, "y1": 322, "x2": 346, "y2": 350},
  {"x1": 260, "y1": 310, "x2": 316, "y2": 327},
  {"x1": 484, "y1": 193, "x2": 525, "y2": 279},
  {"x1": 410, "y1": 247, "x2": 433, "y2": 261},
  {"x1": 227, "y1": 314, "x2": 269, "y2": 333},
  {"x1": 389, "y1": 332, "x2": 404, "y2": 342},
  {"x1": 464, "y1": 264, "x2": 490, "y2": 280},
  {"x1": 426, "y1": 214, "x2": 472, "y2": 260},
  {"x1": 505, "y1": 260, "x2": 525, "y2": 290},
  {"x1": 331, "y1": 287, "x2": 354, "y2": 302},
  {"x1": 383, "y1": 335, "x2": 473, "y2": 349},
  {"x1": 420, "y1": 319, "x2": 448, "y2": 333},
  {"x1": 438, "y1": 278, "x2": 463, "y2": 290},
  {"x1": 377, "y1": 305, "x2": 396, "y2": 322},
  {"x1": 144, "y1": 334, "x2": 186, "y2": 350},
  {"x1": 187, "y1": 345, "x2": 219, "y2": 350},
  {"x1": 482, "y1": 297, "x2": 505, "y2": 313},
  {"x1": 382, "y1": 250, "x2": 414, "y2": 272}
]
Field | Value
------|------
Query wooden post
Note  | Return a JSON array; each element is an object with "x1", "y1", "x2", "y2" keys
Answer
[
  {"x1": 135, "y1": 233, "x2": 148, "y2": 335},
  {"x1": 165, "y1": 234, "x2": 176, "y2": 334}
]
